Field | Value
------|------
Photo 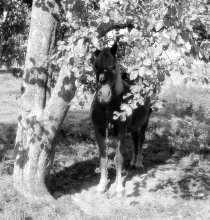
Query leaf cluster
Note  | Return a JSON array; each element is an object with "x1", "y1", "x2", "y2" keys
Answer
[
  {"x1": 0, "y1": 0, "x2": 30, "y2": 71},
  {"x1": 50, "y1": 0, "x2": 210, "y2": 111}
]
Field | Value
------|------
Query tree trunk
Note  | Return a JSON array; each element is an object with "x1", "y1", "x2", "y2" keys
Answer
[{"x1": 13, "y1": 0, "x2": 76, "y2": 203}]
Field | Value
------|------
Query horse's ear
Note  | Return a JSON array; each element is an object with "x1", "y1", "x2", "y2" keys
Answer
[
  {"x1": 94, "y1": 49, "x2": 101, "y2": 58},
  {"x1": 111, "y1": 42, "x2": 118, "y2": 56}
]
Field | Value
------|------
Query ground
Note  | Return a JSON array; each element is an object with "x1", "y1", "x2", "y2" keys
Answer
[{"x1": 0, "y1": 74, "x2": 210, "y2": 219}]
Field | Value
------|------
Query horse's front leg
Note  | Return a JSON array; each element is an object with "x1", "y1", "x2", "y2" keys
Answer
[
  {"x1": 94, "y1": 127, "x2": 109, "y2": 193},
  {"x1": 114, "y1": 129, "x2": 126, "y2": 196}
]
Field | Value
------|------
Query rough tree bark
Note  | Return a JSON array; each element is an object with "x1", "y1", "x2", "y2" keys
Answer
[{"x1": 13, "y1": 0, "x2": 76, "y2": 203}]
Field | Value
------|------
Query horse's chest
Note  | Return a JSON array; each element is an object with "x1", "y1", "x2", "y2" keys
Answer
[{"x1": 91, "y1": 100, "x2": 121, "y2": 137}]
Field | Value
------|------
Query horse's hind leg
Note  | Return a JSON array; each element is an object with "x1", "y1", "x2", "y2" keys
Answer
[
  {"x1": 130, "y1": 131, "x2": 144, "y2": 168},
  {"x1": 94, "y1": 127, "x2": 109, "y2": 193},
  {"x1": 135, "y1": 129, "x2": 145, "y2": 168},
  {"x1": 134, "y1": 110, "x2": 151, "y2": 168},
  {"x1": 130, "y1": 131, "x2": 142, "y2": 167}
]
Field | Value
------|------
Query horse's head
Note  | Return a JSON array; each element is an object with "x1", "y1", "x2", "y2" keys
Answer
[{"x1": 93, "y1": 42, "x2": 123, "y2": 104}]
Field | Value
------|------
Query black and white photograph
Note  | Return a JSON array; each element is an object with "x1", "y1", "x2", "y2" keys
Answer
[{"x1": 0, "y1": 0, "x2": 210, "y2": 219}]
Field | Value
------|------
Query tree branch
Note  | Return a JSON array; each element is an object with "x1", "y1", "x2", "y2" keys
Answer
[
  {"x1": 44, "y1": 63, "x2": 76, "y2": 132},
  {"x1": 97, "y1": 21, "x2": 135, "y2": 38}
]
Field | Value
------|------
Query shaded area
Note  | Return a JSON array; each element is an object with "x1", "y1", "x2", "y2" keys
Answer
[
  {"x1": 49, "y1": 112, "x2": 210, "y2": 202},
  {"x1": 49, "y1": 157, "x2": 100, "y2": 196},
  {"x1": 0, "y1": 123, "x2": 16, "y2": 174},
  {"x1": 125, "y1": 131, "x2": 174, "y2": 198},
  {"x1": 49, "y1": 115, "x2": 174, "y2": 197},
  {"x1": 0, "y1": 109, "x2": 210, "y2": 203}
]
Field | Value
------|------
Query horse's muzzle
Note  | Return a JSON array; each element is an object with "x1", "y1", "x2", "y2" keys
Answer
[{"x1": 97, "y1": 84, "x2": 112, "y2": 104}]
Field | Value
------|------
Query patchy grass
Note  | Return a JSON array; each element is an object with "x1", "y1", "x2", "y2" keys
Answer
[
  {"x1": 0, "y1": 75, "x2": 210, "y2": 219},
  {"x1": 0, "y1": 74, "x2": 21, "y2": 124}
]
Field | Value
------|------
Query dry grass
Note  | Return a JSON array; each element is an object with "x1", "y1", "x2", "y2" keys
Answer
[
  {"x1": 0, "y1": 74, "x2": 210, "y2": 219},
  {"x1": 0, "y1": 74, "x2": 21, "y2": 124}
]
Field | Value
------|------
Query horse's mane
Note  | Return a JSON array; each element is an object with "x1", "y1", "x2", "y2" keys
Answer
[
  {"x1": 115, "y1": 59, "x2": 124, "y2": 95},
  {"x1": 96, "y1": 49, "x2": 114, "y2": 69}
]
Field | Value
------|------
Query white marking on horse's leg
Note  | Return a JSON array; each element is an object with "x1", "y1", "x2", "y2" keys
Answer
[
  {"x1": 97, "y1": 157, "x2": 109, "y2": 193},
  {"x1": 114, "y1": 137, "x2": 125, "y2": 196},
  {"x1": 94, "y1": 128, "x2": 109, "y2": 193}
]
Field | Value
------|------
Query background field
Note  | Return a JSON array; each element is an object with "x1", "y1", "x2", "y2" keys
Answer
[{"x1": 0, "y1": 73, "x2": 210, "y2": 219}]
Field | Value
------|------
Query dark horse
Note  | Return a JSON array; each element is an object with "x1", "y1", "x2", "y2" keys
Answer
[{"x1": 91, "y1": 42, "x2": 152, "y2": 196}]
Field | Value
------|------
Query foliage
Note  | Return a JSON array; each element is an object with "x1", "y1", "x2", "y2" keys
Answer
[
  {"x1": 48, "y1": 0, "x2": 210, "y2": 118},
  {"x1": 0, "y1": 0, "x2": 29, "y2": 74}
]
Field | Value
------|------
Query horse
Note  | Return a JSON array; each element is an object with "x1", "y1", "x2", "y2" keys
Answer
[{"x1": 90, "y1": 42, "x2": 152, "y2": 196}]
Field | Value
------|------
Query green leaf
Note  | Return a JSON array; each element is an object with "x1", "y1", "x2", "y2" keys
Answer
[
  {"x1": 179, "y1": 67, "x2": 185, "y2": 75},
  {"x1": 155, "y1": 20, "x2": 164, "y2": 32},
  {"x1": 198, "y1": 5, "x2": 206, "y2": 13},
  {"x1": 181, "y1": 31, "x2": 190, "y2": 42},
  {"x1": 184, "y1": 56, "x2": 192, "y2": 69},
  {"x1": 85, "y1": 65, "x2": 92, "y2": 71},
  {"x1": 153, "y1": 46, "x2": 162, "y2": 57},
  {"x1": 128, "y1": 65, "x2": 139, "y2": 73},
  {"x1": 143, "y1": 58, "x2": 152, "y2": 67},
  {"x1": 157, "y1": 72, "x2": 165, "y2": 82},
  {"x1": 92, "y1": 37, "x2": 99, "y2": 48},
  {"x1": 175, "y1": 4, "x2": 183, "y2": 19},
  {"x1": 147, "y1": 23, "x2": 154, "y2": 32},
  {"x1": 176, "y1": 35, "x2": 184, "y2": 45},
  {"x1": 183, "y1": 78, "x2": 188, "y2": 84},
  {"x1": 125, "y1": 106, "x2": 132, "y2": 116},
  {"x1": 74, "y1": 69, "x2": 83, "y2": 78},
  {"x1": 165, "y1": 70, "x2": 170, "y2": 77},
  {"x1": 146, "y1": 89, "x2": 153, "y2": 97},
  {"x1": 145, "y1": 68, "x2": 154, "y2": 76},
  {"x1": 170, "y1": 29, "x2": 178, "y2": 40},
  {"x1": 130, "y1": 69, "x2": 139, "y2": 80},
  {"x1": 179, "y1": 58, "x2": 186, "y2": 66},
  {"x1": 138, "y1": 67, "x2": 145, "y2": 76},
  {"x1": 204, "y1": 78, "x2": 209, "y2": 84},
  {"x1": 160, "y1": 36, "x2": 170, "y2": 47},
  {"x1": 69, "y1": 57, "x2": 74, "y2": 65},
  {"x1": 102, "y1": 16, "x2": 110, "y2": 23},
  {"x1": 171, "y1": 42, "x2": 179, "y2": 52}
]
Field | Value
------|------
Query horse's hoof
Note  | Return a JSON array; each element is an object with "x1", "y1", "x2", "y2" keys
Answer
[
  {"x1": 115, "y1": 184, "x2": 125, "y2": 198},
  {"x1": 129, "y1": 164, "x2": 136, "y2": 170},
  {"x1": 130, "y1": 159, "x2": 136, "y2": 167},
  {"x1": 135, "y1": 162, "x2": 144, "y2": 169},
  {"x1": 116, "y1": 189, "x2": 125, "y2": 198},
  {"x1": 96, "y1": 180, "x2": 109, "y2": 194},
  {"x1": 96, "y1": 185, "x2": 107, "y2": 194}
]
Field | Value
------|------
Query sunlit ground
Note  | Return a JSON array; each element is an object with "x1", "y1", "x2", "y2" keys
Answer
[{"x1": 0, "y1": 73, "x2": 210, "y2": 219}]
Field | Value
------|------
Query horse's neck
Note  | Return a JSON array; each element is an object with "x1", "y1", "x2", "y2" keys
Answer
[{"x1": 115, "y1": 61, "x2": 124, "y2": 95}]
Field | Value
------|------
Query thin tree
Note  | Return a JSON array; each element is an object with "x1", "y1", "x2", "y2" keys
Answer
[{"x1": 13, "y1": 0, "x2": 77, "y2": 202}]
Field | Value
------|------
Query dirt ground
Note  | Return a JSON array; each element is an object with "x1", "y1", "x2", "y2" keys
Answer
[{"x1": 0, "y1": 74, "x2": 210, "y2": 219}]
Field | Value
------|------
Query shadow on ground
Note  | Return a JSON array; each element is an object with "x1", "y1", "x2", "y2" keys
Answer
[
  {"x1": 49, "y1": 113, "x2": 210, "y2": 202},
  {"x1": 49, "y1": 123, "x2": 174, "y2": 198},
  {"x1": 0, "y1": 112, "x2": 209, "y2": 202},
  {"x1": 0, "y1": 123, "x2": 16, "y2": 174}
]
